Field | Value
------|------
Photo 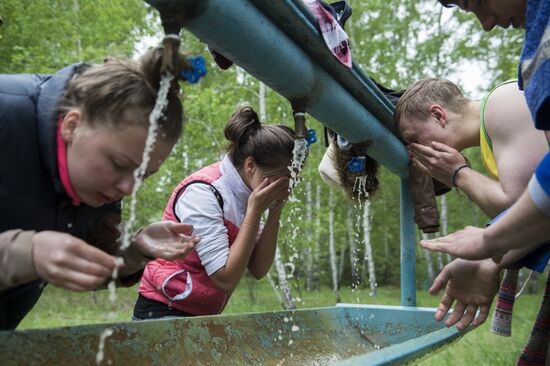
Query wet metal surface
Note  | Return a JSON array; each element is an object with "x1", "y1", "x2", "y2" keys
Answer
[{"x1": 0, "y1": 305, "x2": 462, "y2": 365}]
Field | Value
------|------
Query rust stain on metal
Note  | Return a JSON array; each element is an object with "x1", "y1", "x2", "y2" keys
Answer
[{"x1": 0, "y1": 306, "x2": 457, "y2": 365}]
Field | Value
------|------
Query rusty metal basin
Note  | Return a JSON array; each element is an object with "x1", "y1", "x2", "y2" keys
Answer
[{"x1": 0, "y1": 304, "x2": 463, "y2": 365}]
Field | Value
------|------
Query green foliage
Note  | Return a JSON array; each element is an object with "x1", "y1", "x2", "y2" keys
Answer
[
  {"x1": 0, "y1": 0, "x2": 526, "y2": 290},
  {"x1": 346, "y1": 0, "x2": 522, "y2": 91},
  {"x1": 2, "y1": 1, "x2": 538, "y2": 362},
  {"x1": 0, "y1": 0, "x2": 152, "y2": 73},
  {"x1": 126, "y1": 0, "x2": 525, "y2": 290}
]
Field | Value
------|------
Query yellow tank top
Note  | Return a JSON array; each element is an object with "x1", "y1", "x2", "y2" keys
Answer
[{"x1": 479, "y1": 80, "x2": 518, "y2": 180}]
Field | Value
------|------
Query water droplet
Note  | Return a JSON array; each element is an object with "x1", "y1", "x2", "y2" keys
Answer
[
  {"x1": 107, "y1": 281, "x2": 117, "y2": 302},
  {"x1": 96, "y1": 328, "x2": 114, "y2": 365}
]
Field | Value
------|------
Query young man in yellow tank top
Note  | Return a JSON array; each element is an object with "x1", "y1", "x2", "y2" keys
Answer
[
  {"x1": 395, "y1": 78, "x2": 549, "y2": 331},
  {"x1": 417, "y1": 2, "x2": 550, "y2": 363},
  {"x1": 396, "y1": 78, "x2": 549, "y2": 218}
]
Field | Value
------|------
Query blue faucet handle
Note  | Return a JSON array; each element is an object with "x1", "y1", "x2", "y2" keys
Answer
[
  {"x1": 306, "y1": 129, "x2": 317, "y2": 146},
  {"x1": 180, "y1": 56, "x2": 207, "y2": 84},
  {"x1": 347, "y1": 156, "x2": 366, "y2": 173}
]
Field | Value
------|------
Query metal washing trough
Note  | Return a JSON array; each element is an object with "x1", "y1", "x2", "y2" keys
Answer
[
  {"x1": 1, "y1": 304, "x2": 461, "y2": 365},
  {"x1": 0, "y1": 1, "x2": 465, "y2": 365}
]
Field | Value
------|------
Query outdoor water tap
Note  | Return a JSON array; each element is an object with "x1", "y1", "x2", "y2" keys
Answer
[
  {"x1": 162, "y1": 34, "x2": 182, "y2": 75},
  {"x1": 144, "y1": 0, "x2": 186, "y2": 75},
  {"x1": 161, "y1": 36, "x2": 206, "y2": 82},
  {"x1": 293, "y1": 111, "x2": 307, "y2": 140},
  {"x1": 144, "y1": 0, "x2": 187, "y2": 36}
]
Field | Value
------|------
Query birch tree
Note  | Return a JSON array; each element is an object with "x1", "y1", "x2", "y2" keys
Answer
[
  {"x1": 347, "y1": 205, "x2": 360, "y2": 288},
  {"x1": 328, "y1": 195, "x2": 340, "y2": 302},
  {"x1": 363, "y1": 201, "x2": 377, "y2": 296},
  {"x1": 266, "y1": 272, "x2": 284, "y2": 307},
  {"x1": 305, "y1": 181, "x2": 315, "y2": 290},
  {"x1": 421, "y1": 232, "x2": 436, "y2": 284},
  {"x1": 439, "y1": 195, "x2": 451, "y2": 265},
  {"x1": 312, "y1": 183, "x2": 322, "y2": 291},
  {"x1": 338, "y1": 239, "x2": 346, "y2": 285},
  {"x1": 274, "y1": 247, "x2": 295, "y2": 310}
]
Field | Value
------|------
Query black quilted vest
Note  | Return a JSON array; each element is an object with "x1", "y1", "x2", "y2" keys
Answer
[{"x1": 0, "y1": 64, "x2": 119, "y2": 329}]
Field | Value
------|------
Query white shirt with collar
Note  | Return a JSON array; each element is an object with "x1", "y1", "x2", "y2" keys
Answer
[{"x1": 175, "y1": 155, "x2": 255, "y2": 276}]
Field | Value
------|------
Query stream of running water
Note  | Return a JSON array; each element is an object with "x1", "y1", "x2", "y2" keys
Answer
[{"x1": 96, "y1": 73, "x2": 174, "y2": 366}]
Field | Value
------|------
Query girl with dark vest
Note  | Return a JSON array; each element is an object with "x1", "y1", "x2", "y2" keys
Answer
[
  {"x1": 134, "y1": 107, "x2": 295, "y2": 318},
  {"x1": 0, "y1": 47, "x2": 199, "y2": 330}
]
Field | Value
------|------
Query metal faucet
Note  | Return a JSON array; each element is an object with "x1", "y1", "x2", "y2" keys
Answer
[
  {"x1": 144, "y1": 0, "x2": 187, "y2": 35},
  {"x1": 144, "y1": 0, "x2": 185, "y2": 75},
  {"x1": 144, "y1": 0, "x2": 200, "y2": 76},
  {"x1": 161, "y1": 34, "x2": 182, "y2": 75},
  {"x1": 293, "y1": 111, "x2": 307, "y2": 140}
]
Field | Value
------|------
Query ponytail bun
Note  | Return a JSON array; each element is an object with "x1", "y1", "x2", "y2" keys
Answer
[
  {"x1": 224, "y1": 106, "x2": 262, "y2": 144},
  {"x1": 225, "y1": 106, "x2": 295, "y2": 170}
]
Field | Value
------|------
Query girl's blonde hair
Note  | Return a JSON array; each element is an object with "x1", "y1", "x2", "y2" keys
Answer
[{"x1": 59, "y1": 47, "x2": 183, "y2": 144}]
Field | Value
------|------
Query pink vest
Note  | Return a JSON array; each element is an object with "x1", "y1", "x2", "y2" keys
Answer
[{"x1": 138, "y1": 162, "x2": 239, "y2": 315}]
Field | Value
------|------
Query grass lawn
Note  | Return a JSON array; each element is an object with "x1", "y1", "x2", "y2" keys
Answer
[{"x1": 18, "y1": 278, "x2": 543, "y2": 365}]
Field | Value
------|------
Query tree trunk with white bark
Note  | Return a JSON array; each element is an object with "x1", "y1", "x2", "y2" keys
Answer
[
  {"x1": 328, "y1": 195, "x2": 340, "y2": 302},
  {"x1": 363, "y1": 201, "x2": 376, "y2": 296},
  {"x1": 274, "y1": 247, "x2": 295, "y2": 309}
]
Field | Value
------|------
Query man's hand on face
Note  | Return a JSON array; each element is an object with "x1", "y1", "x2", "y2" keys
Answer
[{"x1": 408, "y1": 141, "x2": 468, "y2": 187}]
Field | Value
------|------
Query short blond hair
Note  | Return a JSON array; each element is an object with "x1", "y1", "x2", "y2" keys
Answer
[{"x1": 394, "y1": 78, "x2": 469, "y2": 129}]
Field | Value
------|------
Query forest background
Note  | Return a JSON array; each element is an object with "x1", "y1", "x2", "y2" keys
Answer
[
  {"x1": 0, "y1": 1, "x2": 540, "y2": 364},
  {"x1": 0, "y1": 0, "x2": 528, "y2": 310}
]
